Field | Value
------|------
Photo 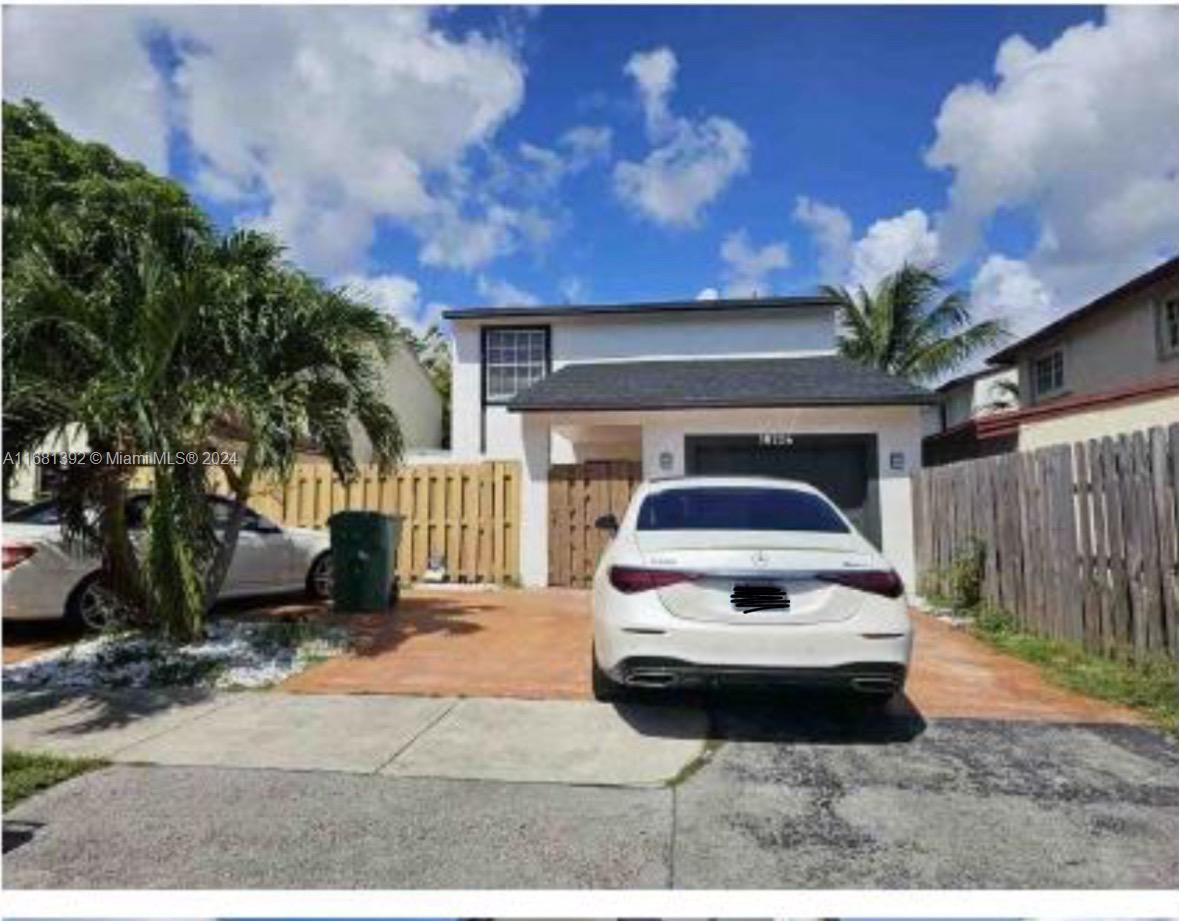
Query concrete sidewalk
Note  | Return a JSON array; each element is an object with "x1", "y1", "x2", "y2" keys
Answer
[{"x1": 3, "y1": 688, "x2": 709, "y2": 786}]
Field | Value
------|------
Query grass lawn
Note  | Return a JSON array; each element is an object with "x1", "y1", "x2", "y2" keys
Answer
[
  {"x1": 970, "y1": 609, "x2": 1178, "y2": 734},
  {"x1": 3, "y1": 749, "x2": 107, "y2": 811}
]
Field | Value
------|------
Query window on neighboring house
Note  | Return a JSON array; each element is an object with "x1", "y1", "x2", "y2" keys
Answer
[
  {"x1": 483, "y1": 326, "x2": 549, "y2": 403},
  {"x1": 1160, "y1": 297, "x2": 1179, "y2": 357},
  {"x1": 1032, "y1": 349, "x2": 1065, "y2": 399}
]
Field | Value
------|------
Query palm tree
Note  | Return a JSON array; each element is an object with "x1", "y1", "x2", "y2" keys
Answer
[
  {"x1": 824, "y1": 263, "x2": 1009, "y2": 382},
  {"x1": 195, "y1": 233, "x2": 404, "y2": 610},
  {"x1": 4, "y1": 212, "x2": 219, "y2": 633}
]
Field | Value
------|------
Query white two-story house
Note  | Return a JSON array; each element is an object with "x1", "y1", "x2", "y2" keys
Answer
[{"x1": 445, "y1": 296, "x2": 936, "y2": 588}]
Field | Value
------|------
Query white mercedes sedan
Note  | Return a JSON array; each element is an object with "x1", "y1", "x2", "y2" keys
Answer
[
  {"x1": 2, "y1": 494, "x2": 332, "y2": 630},
  {"x1": 590, "y1": 476, "x2": 912, "y2": 702}
]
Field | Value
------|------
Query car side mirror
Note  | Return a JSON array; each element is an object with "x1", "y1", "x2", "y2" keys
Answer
[{"x1": 594, "y1": 513, "x2": 619, "y2": 536}]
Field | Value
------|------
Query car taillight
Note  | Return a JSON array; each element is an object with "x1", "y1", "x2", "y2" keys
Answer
[
  {"x1": 2, "y1": 544, "x2": 37, "y2": 570},
  {"x1": 818, "y1": 568, "x2": 904, "y2": 599},
  {"x1": 609, "y1": 565, "x2": 700, "y2": 593}
]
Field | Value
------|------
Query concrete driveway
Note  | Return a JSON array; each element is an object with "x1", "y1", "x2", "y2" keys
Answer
[{"x1": 4, "y1": 688, "x2": 1177, "y2": 888}]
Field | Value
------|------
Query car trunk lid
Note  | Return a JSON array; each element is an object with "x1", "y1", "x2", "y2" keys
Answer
[{"x1": 635, "y1": 529, "x2": 875, "y2": 625}]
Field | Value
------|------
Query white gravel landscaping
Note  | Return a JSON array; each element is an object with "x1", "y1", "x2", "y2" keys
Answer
[{"x1": 3, "y1": 619, "x2": 352, "y2": 691}]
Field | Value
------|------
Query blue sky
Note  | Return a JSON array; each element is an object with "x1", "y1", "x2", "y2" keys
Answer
[{"x1": 4, "y1": 4, "x2": 1178, "y2": 345}]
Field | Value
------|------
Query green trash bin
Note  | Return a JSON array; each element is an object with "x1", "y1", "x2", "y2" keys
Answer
[{"x1": 328, "y1": 511, "x2": 402, "y2": 611}]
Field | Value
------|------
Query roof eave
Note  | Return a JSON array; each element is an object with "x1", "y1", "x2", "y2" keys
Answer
[
  {"x1": 508, "y1": 396, "x2": 938, "y2": 413},
  {"x1": 442, "y1": 296, "x2": 837, "y2": 321}
]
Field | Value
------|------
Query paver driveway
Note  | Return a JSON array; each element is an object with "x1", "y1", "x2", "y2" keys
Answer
[
  {"x1": 281, "y1": 588, "x2": 1143, "y2": 724},
  {"x1": 6, "y1": 587, "x2": 1173, "y2": 888}
]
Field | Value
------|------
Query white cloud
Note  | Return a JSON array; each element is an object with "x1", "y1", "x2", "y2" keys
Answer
[
  {"x1": 848, "y1": 209, "x2": 941, "y2": 291},
  {"x1": 3, "y1": 7, "x2": 169, "y2": 173},
  {"x1": 927, "y1": 5, "x2": 1179, "y2": 304},
  {"x1": 792, "y1": 196, "x2": 853, "y2": 282},
  {"x1": 624, "y1": 47, "x2": 678, "y2": 137},
  {"x1": 514, "y1": 125, "x2": 613, "y2": 193},
  {"x1": 559, "y1": 276, "x2": 589, "y2": 303},
  {"x1": 614, "y1": 47, "x2": 750, "y2": 228},
  {"x1": 970, "y1": 254, "x2": 1055, "y2": 337},
  {"x1": 696, "y1": 287, "x2": 721, "y2": 301},
  {"x1": 337, "y1": 272, "x2": 447, "y2": 335},
  {"x1": 476, "y1": 275, "x2": 540, "y2": 307},
  {"x1": 560, "y1": 124, "x2": 613, "y2": 171},
  {"x1": 719, "y1": 230, "x2": 790, "y2": 297},
  {"x1": 6, "y1": 7, "x2": 536, "y2": 276},
  {"x1": 417, "y1": 201, "x2": 553, "y2": 271}
]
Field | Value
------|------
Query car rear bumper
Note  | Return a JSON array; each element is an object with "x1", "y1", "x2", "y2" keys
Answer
[
  {"x1": 594, "y1": 593, "x2": 913, "y2": 680},
  {"x1": 1, "y1": 568, "x2": 73, "y2": 621}
]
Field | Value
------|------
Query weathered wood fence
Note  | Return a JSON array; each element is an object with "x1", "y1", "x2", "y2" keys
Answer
[
  {"x1": 136, "y1": 460, "x2": 521, "y2": 584},
  {"x1": 913, "y1": 424, "x2": 1179, "y2": 660},
  {"x1": 549, "y1": 460, "x2": 643, "y2": 587}
]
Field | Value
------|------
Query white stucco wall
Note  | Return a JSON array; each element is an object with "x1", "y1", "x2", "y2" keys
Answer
[
  {"x1": 508, "y1": 405, "x2": 924, "y2": 588},
  {"x1": 450, "y1": 305, "x2": 838, "y2": 458}
]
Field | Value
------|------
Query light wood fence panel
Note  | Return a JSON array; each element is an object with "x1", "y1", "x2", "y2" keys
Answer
[
  {"x1": 133, "y1": 460, "x2": 521, "y2": 585},
  {"x1": 548, "y1": 460, "x2": 643, "y2": 587},
  {"x1": 912, "y1": 424, "x2": 1179, "y2": 662}
]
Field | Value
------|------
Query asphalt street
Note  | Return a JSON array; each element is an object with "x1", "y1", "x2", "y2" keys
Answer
[{"x1": 6, "y1": 700, "x2": 1178, "y2": 888}]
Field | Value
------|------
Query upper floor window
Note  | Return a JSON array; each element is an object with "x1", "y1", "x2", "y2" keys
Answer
[
  {"x1": 1160, "y1": 297, "x2": 1179, "y2": 357},
  {"x1": 484, "y1": 326, "x2": 549, "y2": 403},
  {"x1": 1032, "y1": 349, "x2": 1065, "y2": 399}
]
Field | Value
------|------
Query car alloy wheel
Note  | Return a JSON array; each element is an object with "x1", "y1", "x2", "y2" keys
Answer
[
  {"x1": 76, "y1": 580, "x2": 128, "y2": 632},
  {"x1": 310, "y1": 553, "x2": 334, "y2": 599}
]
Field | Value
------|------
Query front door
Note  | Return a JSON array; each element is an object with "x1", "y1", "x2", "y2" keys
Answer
[{"x1": 685, "y1": 433, "x2": 881, "y2": 548}]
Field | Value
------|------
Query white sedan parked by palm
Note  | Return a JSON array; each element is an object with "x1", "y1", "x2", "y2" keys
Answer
[
  {"x1": 2, "y1": 494, "x2": 333, "y2": 630},
  {"x1": 591, "y1": 476, "x2": 912, "y2": 702}
]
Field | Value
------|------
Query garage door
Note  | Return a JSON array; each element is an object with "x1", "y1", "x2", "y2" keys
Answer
[{"x1": 685, "y1": 434, "x2": 882, "y2": 548}]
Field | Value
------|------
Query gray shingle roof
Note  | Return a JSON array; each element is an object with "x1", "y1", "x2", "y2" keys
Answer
[{"x1": 507, "y1": 356, "x2": 936, "y2": 412}]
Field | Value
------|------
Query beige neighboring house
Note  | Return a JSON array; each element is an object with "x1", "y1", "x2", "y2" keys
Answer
[
  {"x1": 924, "y1": 255, "x2": 1179, "y2": 465},
  {"x1": 5, "y1": 340, "x2": 445, "y2": 503},
  {"x1": 348, "y1": 337, "x2": 445, "y2": 463}
]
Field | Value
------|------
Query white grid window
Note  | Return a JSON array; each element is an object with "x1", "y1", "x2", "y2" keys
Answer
[
  {"x1": 484, "y1": 327, "x2": 548, "y2": 402},
  {"x1": 1033, "y1": 349, "x2": 1065, "y2": 398}
]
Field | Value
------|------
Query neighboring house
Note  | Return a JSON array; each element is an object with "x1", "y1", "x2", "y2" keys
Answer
[
  {"x1": 444, "y1": 296, "x2": 937, "y2": 587},
  {"x1": 924, "y1": 367, "x2": 1020, "y2": 465},
  {"x1": 349, "y1": 338, "x2": 445, "y2": 462},
  {"x1": 5, "y1": 340, "x2": 445, "y2": 503},
  {"x1": 925, "y1": 256, "x2": 1179, "y2": 463}
]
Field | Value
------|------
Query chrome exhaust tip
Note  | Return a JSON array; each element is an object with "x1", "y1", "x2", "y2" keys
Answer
[
  {"x1": 626, "y1": 669, "x2": 676, "y2": 688},
  {"x1": 851, "y1": 676, "x2": 898, "y2": 694}
]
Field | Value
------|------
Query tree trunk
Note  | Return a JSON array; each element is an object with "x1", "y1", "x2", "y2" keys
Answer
[
  {"x1": 97, "y1": 457, "x2": 147, "y2": 623},
  {"x1": 202, "y1": 440, "x2": 259, "y2": 612}
]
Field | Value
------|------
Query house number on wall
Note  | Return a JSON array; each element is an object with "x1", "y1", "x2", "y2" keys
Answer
[{"x1": 759, "y1": 433, "x2": 794, "y2": 447}]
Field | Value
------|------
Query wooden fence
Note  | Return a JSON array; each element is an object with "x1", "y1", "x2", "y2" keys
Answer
[
  {"x1": 913, "y1": 424, "x2": 1179, "y2": 661},
  {"x1": 548, "y1": 460, "x2": 643, "y2": 587},
  {"x1": 135, "y1": 460, "x2": 521, "y2": 584}
]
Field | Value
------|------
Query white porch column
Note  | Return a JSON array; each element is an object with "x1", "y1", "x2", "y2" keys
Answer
[{"x1": 519, "y1": 414, "x2": 550, "y2": 587}]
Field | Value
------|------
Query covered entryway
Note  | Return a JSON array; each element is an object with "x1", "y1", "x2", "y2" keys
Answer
[{"x1": 685, "y1": 433, "x2": 882, "y2": 547}]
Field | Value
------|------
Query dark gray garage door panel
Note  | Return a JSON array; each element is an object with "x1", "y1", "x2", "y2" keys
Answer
[{"x1": 684, "y1": 434, "x2": 881, "y2": 548}]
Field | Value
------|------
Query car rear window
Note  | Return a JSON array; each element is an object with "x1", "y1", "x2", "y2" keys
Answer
[{"x1": 637, "y1": 486, "x2": 849, "y2": 533}]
